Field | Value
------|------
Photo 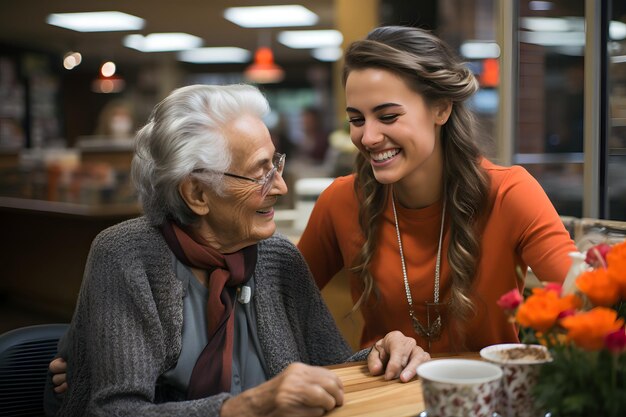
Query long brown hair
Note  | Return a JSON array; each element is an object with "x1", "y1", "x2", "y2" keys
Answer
[{"x1": 344, "y1": 26, "x2": 490, "y2": 331}]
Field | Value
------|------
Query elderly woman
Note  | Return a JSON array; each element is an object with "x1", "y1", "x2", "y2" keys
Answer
[{"x1": 50, "y1": 84, "x2": 428, "y2": 417}]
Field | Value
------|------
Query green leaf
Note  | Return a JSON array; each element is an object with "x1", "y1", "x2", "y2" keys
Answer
[{"x1": 532, "y1": 346, "x2": 626, "y2": 416}]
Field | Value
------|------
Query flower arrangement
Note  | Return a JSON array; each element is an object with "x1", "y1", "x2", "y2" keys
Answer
[{"x1": 498, "y1": 241, "x2": 626, "y2": 417}]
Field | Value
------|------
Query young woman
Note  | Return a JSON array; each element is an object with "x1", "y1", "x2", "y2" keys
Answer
[{"x1": 297, "y1": 26, "x2": 577, "y2": 354}]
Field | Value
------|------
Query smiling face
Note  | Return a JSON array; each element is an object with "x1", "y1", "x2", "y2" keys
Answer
[
  {"x1": 345, "y1": 68, "x2": 450, "y2": 204},
  {"x1": 200, "y1": 113, "x2": 288, "y2": 252}
]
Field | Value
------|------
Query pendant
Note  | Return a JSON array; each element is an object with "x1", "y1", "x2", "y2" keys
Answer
[
  {"x1": 410, "y1": 302, "x2": 446, "y2": 346},
  {"x1": 411, "y1": 315, "x2": 442, "y2": 341}
]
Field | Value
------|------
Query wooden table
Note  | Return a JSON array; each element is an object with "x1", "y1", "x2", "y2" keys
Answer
[{"x1": 326, "y1": 353, "x2": 481, "y2": 417}]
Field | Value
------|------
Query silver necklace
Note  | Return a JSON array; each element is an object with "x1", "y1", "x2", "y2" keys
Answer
[{"x1": 391, "y1": 190, "x2": 446, "y2": 350}]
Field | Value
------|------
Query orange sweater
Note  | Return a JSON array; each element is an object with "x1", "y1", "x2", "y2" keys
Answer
[{"x1": 297, "y1": 159, "x2": 577, "y2": 353}]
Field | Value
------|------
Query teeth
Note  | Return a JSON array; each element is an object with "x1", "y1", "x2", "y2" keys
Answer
[{"x1": 372, "y1": 149, "x2": 400, "y2": 162}]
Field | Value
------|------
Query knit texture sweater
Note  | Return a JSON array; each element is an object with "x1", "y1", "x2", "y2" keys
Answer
[{"x1": 56, "y1": 217, "x2": 366, "y2": 417}]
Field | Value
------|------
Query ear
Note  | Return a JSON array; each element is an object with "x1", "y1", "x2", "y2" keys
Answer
[
  {"x1": 178, "y1": 177, "x2": 210, "y2": 216},
  {"x1": 434, "y1": 100, "x2": 453, "y2": 126}
]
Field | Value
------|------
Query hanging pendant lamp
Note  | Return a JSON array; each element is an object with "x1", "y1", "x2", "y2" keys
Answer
[
  {"x1": 91, "y1": 61, "x2": 125, "y2": 93},
  {"x1": 244, "y1": 46, "x2": 285, "y2": 84}
]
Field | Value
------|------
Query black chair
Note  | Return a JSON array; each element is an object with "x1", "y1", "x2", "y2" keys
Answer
[{"x1": 0, "y1": 323, "x2": 69, "y2": 417}]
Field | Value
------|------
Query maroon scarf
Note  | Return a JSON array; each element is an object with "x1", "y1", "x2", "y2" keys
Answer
[{"x1": 160, "y1": 220, "x2": 257, "y2": 399}]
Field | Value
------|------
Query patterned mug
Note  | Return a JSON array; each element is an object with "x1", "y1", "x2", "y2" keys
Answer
[
  {"x1": 417, "y1": 359, "x2": 503, "y2": 417},
  {"x1": 480, "y1": 343, "x2": 552, "y2": 417}
]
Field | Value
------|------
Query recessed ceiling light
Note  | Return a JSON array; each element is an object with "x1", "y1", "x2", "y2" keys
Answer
[
  {"x1": 63, "y1": 51, "x2": 82, "y2": 70},
  {"x1": 278, "y1": 30, "x2": 343, "y2": 49},
  {"x1": 46, "y1": 11, "x2": 145, "y2": 32},
  {"x1": 123, "y1": 33, "x2": 203, "y2": 52},
  {"x1": 311, "y1": 47, "x2": 343, "y2": 62},
  {"x1": 224, "y1": 5, "x2": 318, "y2": 28},
  {"x1": 178, "y1": 47, "x2": 251, "y2": 63}
]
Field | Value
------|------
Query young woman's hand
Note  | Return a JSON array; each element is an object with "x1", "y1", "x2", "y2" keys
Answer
[
  {"x1": 367, "y1": 330, "x2": 431, "y2": 382},
  {"x1": 49, "y1": 357, "x2": 68, "y2": 393}
]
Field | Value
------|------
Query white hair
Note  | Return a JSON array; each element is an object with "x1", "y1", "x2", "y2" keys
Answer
[{"x1": 131, "y1": 84, "x2": 270, "y2": 225}]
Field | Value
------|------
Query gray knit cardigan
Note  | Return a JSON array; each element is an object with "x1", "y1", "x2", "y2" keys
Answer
[{"x1": 56, "y1": 216, "x2": 368, "y2": 417}]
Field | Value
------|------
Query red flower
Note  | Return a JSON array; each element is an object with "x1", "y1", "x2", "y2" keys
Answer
[
  {"x1": 585, "y1": 243, "x2": 612, "y2": 268},
  {"x1": 605, "y1": 329, "x2": 626, "y2": 353},
  {"x1": 557, "y1": 309, "x2": 576, "y2": 320},
  {"x1": 497, "y1": 288, "x2": 523, "y2": 311}
]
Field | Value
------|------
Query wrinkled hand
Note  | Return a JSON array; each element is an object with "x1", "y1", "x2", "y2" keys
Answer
[
  {"x1": 221, "y1": 362, "x2": 343, "y2": 417},
  {"x1": 367, "y1": 331, "x2": 430, "y2": 382},
  {"x1": 49, "y1": 357, "x2": 68, "y2": 394}
]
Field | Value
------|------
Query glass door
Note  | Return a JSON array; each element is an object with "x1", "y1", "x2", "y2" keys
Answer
[{"x1": 515, "y1": 0, "x2": 586, "y2": 217}]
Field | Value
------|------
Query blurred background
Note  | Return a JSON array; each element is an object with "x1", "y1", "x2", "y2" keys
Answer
[{"x1": 1, "y1": 0, "x2": 625, "y2": 338}]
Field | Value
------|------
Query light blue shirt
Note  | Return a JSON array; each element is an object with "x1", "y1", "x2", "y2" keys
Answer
[{"x1": 162, "y1": 254, "x2": 268, "y2": 395}]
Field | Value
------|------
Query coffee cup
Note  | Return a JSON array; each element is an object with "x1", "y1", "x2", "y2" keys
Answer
[
  {"x1": 480, "y1": 343, "x2": 552, "y2": 417},
  {"x1": 417, "y1": 358, "x2": 503, "y2": 417}
]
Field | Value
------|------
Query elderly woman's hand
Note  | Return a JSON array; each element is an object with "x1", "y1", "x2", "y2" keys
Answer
[
  {"x1": 220, "y1": 362, "x2": 343, "y2": 417},
  {"x1": 367, "y1": 331, "x2": 430, "y2": 382}
]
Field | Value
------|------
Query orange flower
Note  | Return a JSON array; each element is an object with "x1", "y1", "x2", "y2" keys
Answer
[
  {"x1": 560, "y1": 307, "x2": 625, "y2": 351},
  {"x1": 607, "y1": 241, "x2": 626, "y2": 297},
  {"x1": 516, "y1": 288, "x2": 580, "y2": 333},
  {"x1": 575, "y1": 268, "x2": 621, "y2": 307}
]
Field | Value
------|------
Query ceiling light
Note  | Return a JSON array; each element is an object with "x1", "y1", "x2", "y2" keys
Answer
[
  {"x1": 178, "y1": 47, "x2": 251, "y2": 63},
  {"x1": 63, "y1": 51, "x2": 82, "y2": 70},
  {"x1": 101, "y1": 61, "x2": 116, "y2": 77},
  {"x1": 224, "y1": 5, "x2": 318, "y2": 28},
  {"x1": 278, "y1": 30, "x2": 343, "y2": 49},
  {"x1": 244, "y1": 47, "x2": 284, "y2": 84},
  {"x1": 46, "y1": 11, "x2": 144, "y2": 32},
  {"x1": 311, "y1": 47, "x2": 342, "y2": 62},
  {"x1": 460, "y1": 42, "x2": 501, "y2": 59},
  {"x1": 92, "y1": 61, "x2": 124, "y2": 93},
  {"x1": 123, "y1": 33, "x2": 203, "y2": 52}
]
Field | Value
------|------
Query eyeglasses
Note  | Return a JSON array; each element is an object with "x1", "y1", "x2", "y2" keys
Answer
[{"x1": 194, "y1": 152, "x2": 286, "y2": 199}]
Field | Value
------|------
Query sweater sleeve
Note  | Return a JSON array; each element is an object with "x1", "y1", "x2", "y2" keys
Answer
[
  {"x1": 297, "y1": 178, "x2": 347, "y2": 289},
  {"x1": 498, "y1": 166, "x2": 577, "y2": 283},
  {"x1": 269, "y1": 236, "x2": 354, "y2": 366},
  {"x1": 57, "y1": 229, "x2": 231, "y2": 417},
  {"x1": 293, "y1": 253, "x2": 378, "y2": 362},
  {"x1": 288, "y1": 241, "x2": 383, "y2": 364}
]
